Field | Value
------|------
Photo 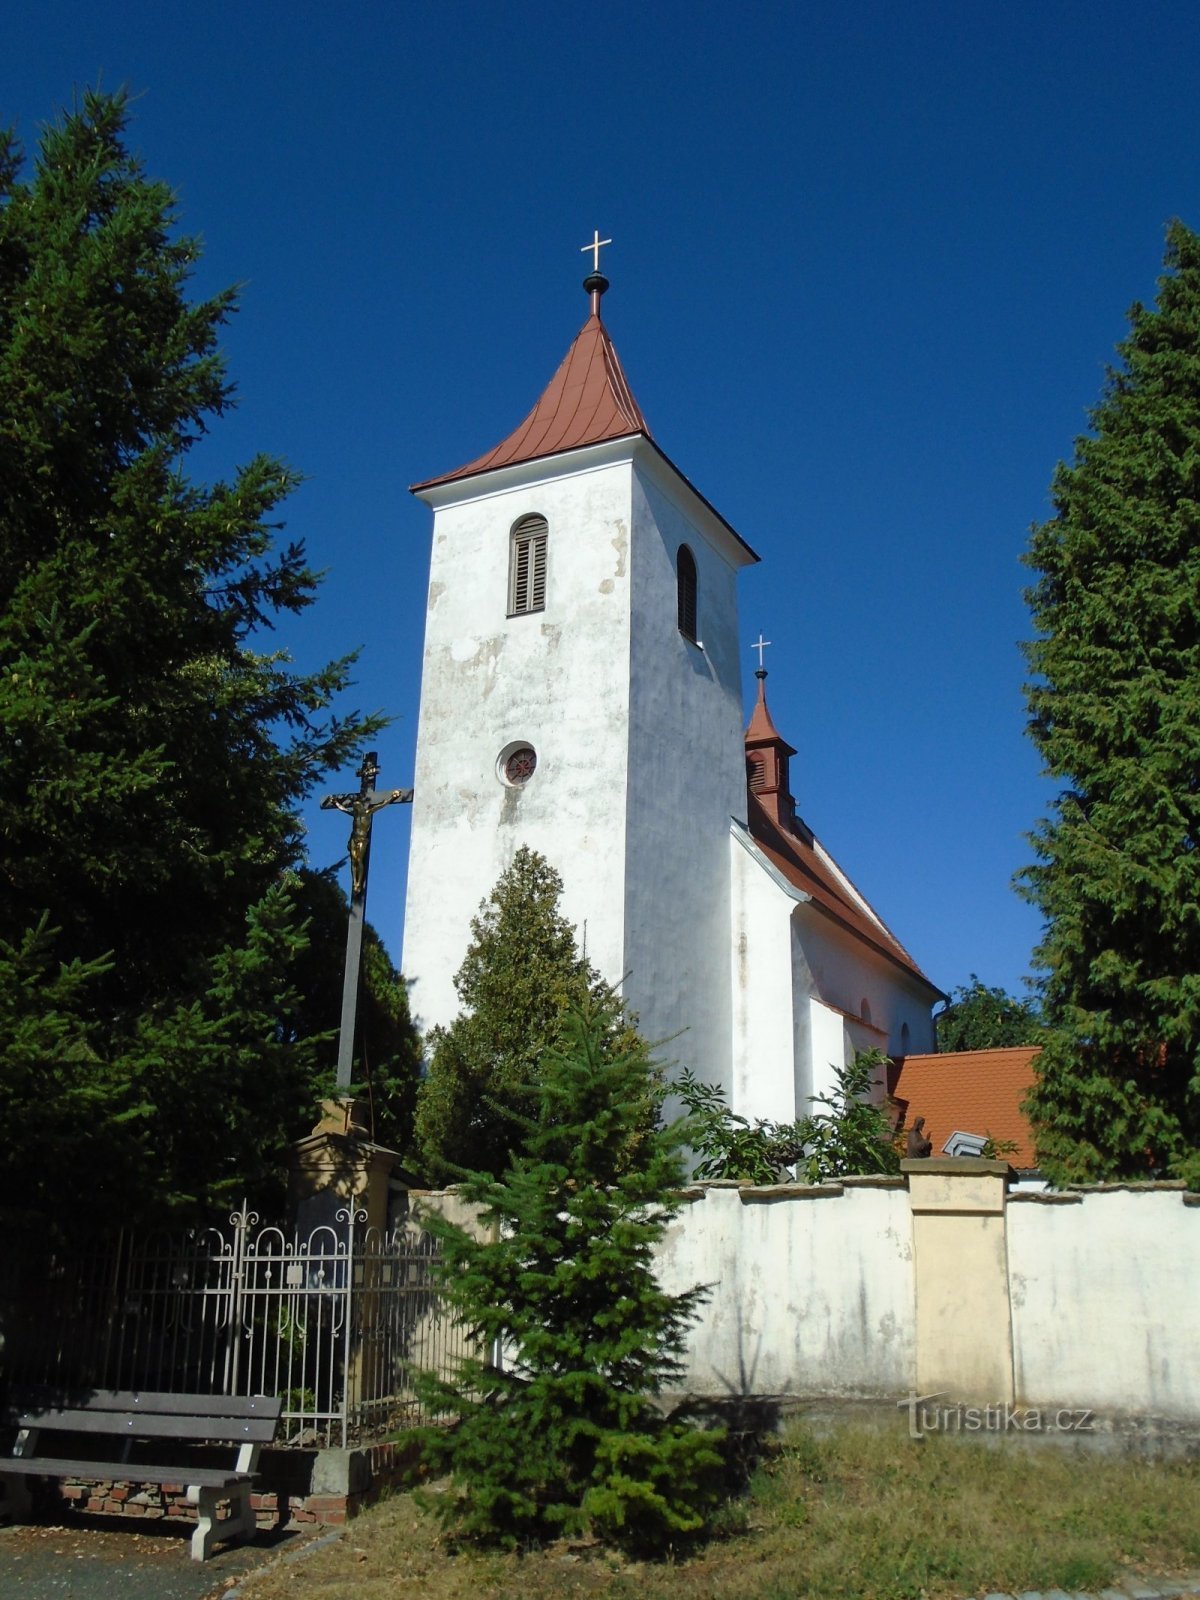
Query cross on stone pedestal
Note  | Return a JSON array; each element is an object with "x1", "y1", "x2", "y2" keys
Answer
[{"x1": 320, "y1": 752, "x2": 413, "y2": 1089}]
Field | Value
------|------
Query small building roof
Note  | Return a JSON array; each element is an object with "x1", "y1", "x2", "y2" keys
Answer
[{"x1": 888, "y1": 1046, "x2": 1042, "y2": 1168}]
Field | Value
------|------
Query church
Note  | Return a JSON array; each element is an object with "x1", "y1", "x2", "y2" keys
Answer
[{"x1": 402, "y1": 249, "x2": 942, "y2": 1123}]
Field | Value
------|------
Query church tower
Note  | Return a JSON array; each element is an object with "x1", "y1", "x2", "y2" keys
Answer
[{"x1": 402, "y1": 259, "x2": 759, "y2": 1094}]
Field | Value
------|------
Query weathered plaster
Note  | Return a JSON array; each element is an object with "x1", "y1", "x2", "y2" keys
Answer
[
  {"x1": 1007, "y1": 1187, "x2": 1200, "y2": 1419},
  {"x1": 655, "y1": 1182, "x2": 916, "y2": 1398}
]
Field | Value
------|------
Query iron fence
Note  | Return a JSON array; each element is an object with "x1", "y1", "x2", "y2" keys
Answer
[{"x1": 0, "y1": 1206, "x2": 464, "y2": 1447}]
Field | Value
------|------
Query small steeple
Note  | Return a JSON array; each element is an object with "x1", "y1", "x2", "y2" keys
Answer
[{"x1": 745, "y1": 644, "x2": 798, "y2": 832}]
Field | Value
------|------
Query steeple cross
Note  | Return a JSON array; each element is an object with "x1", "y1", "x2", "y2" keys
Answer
[
  {"x1": 752, "y1": 633, "x2": 772, "y2": 670},
  {"x1": 581, "y1": 230, "x2": 612, "y2": 273}
]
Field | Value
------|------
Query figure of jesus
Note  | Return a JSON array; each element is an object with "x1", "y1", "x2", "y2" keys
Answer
[{"x1": 321, "y1": 785, "x2": 412, "y2": 897}]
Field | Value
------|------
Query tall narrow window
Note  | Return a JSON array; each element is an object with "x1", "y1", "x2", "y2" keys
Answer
[
  {"x1": 509, "y1": 514, "x2": 548, "y2": 615},
  {"x1": 677, "y1": 544, "x2": 698, "y2": 641}
]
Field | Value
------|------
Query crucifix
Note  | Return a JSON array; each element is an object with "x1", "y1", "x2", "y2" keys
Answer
[
  {"x1": 321, "y1": 752, "x2": 413, "y2": 1089},
  {"x1": 752, "y1": 632, "x2": 772, "y2": 670},
  {"x1": 581, "y1": 229, "x2": 612, "y2": 273}
]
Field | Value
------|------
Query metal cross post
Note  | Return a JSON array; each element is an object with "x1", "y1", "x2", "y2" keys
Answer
[
  {"x1": 581, "y1": 229, "x2": 612, "y2": 272},
  {"x1": 752, "y1": 632, "x2": 772, "y2": 669},
  {"x1": 320, "y1": 752, "x2": 413, "y2": 1089}
]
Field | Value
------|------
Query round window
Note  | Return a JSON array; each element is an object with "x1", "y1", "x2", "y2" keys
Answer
[{"x1": 498, "y1": 743, "x2": 537, "y2": 786}]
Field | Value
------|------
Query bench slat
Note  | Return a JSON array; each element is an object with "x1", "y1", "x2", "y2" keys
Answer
[
  {"x1": 0, "y1": 1457, "x2": 249, "y2": 1490},
  {"x1": 9, "y1": 1390, "x2": 281, "y2": 1421},
  {"x1": 6, "y1": 1409, "x2": 277, "y2": 1442}
]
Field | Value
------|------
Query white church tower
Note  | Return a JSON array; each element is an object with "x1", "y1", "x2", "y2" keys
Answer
[
  {"x1": 403, "y1": 247, "x2": 943, "y2": 1122},
  {"x1": 402, "y1": 256, "x2": 758, "y2": 1094}
]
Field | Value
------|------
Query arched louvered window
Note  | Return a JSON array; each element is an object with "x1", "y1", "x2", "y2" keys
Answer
[
  {"x1": 677, "y1": 544, "x2": 698, "y2": 641},
  {"x1": 509, "y1": 514, "x2": 548, "y2": 616},
  {"x1": 747, "y1": 754, "x2": 766, "y2": 792}
]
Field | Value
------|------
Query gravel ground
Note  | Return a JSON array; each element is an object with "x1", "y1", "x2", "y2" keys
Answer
[{"x1": 0, "y1": 1518, "x2": 321, "y2": 1600}]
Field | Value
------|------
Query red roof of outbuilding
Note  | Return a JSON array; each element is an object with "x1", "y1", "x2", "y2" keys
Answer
[
  {"x1": 888, "y1": 1046, "x2": 1041, "y2": 1168},
  {"x1": 412, "y1": 311, "x2": 650, "y2": 492}
]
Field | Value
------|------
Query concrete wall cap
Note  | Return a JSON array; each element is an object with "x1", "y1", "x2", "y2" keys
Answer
[
  {"x1": 902, "y1": 1157, "x2": 1013, "y2": 1177},
  {"x1": 738, "y1": 1182, "x2": 845, "y2": 1201}
]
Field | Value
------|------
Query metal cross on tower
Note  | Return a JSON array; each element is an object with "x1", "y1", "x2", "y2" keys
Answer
[
  {"x1": 580, "y1": 229, "x2": 612, "y2": 273},
  {"x1": 752, "y1": 632, "x2": 773, "y2": 670},
  {"x1": 321, "y1": 752, "x2": 413, "y2": 1089}
]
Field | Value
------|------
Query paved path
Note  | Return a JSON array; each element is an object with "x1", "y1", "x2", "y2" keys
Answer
[
  {"x1": 0, "y1": 1518, "x2": 323, "y2": 1599},
  {"x1": 972, "y1": 1583, "x2": 1200, "y2": 1600}
]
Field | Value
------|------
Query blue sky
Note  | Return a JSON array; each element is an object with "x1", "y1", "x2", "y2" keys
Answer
[{"x1": 6, "y1": 1, "x2": 1199, "y2": 1006}]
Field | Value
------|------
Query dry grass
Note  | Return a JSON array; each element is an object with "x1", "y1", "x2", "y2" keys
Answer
[{"x1": 237, "y1": 1416, "x2": 1200, "y2": 1600}]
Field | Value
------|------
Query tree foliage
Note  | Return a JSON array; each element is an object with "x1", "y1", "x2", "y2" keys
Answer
[
  {"x1": 936, "y1": 975, "x2": 1043, "y2": 1053},
  {"x1": 1021, "y1": 219, "x2": 1200, "y2": 1186},
  {"x1": 413, "y1": 846, "x2": 645, "y2": 1181},
  {"x1": 676, "y1": 1050, "x2": 901, "y2": 1183},
  {"x1": 411, "y1": 1004, "x2": 725, "y2": 1554},
  {"x1": 0, "y1": 90, "x2": 407, "y2": 1227}
]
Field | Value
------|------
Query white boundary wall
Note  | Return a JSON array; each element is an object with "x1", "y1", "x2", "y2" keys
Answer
[
  {"x1": 416, "y1": 1175, "x2": 1200, "y2": 1423},
  {"x1": 656, "y1": 1180, "x2": 916, "y2": 1399},
  {"x1": 1007, "y1": 1187, "x2": 1200, "y2": 1420}
]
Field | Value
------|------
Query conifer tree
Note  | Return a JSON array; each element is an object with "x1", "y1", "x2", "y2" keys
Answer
[
  {"x1": 1022, "y1": 220, "x2": 1200, "y2": 1186},
  {"x1": 0, "y1": 91, "x2": 399, "y2": 1224},
  {"x1": 414, "y1": 846, "x2": 644, "y2": 1180},
  {"x1": 413, "y1": 1004, "x2": 725, "y2": 1553}
]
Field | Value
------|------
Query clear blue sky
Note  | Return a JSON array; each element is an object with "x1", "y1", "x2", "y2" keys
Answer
[{"x1": 6, "y1": 1, "x2": 1199, "y2": 1006}]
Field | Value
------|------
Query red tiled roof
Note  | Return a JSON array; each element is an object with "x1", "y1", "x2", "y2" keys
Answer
[
  {"x1": 747, "y1": 793, "x2": 940, "y2": 994},
  {"x1": 889, "y1": 1046, "x2": 1041, "y2": 1167},
  {"x1": 412, "y1": 312, "x2": 650, "y2": 492}
]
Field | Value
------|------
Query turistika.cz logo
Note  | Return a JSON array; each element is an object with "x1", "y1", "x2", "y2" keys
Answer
[{"x1": 899, "y1": 1392, "x2": 1095, "y2": 1441}]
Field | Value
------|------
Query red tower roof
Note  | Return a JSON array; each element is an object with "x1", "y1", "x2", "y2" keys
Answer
[{"x1": 412, "y1": 299, "x2": 650, "y2": 493}]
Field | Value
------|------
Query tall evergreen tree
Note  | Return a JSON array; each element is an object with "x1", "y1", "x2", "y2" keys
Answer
[
  {"x1": 1021, "y1": 220, "x2": 1200, "y2": 1186},
  {"x1": 414, "y1": 846, "x2": 644, "y2": 1181},
  {"x1": 0, "y1": 91, "x2": 394, "y2": 1224}
]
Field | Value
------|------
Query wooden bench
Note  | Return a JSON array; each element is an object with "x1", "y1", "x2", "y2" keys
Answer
[{"x1": 0, "y1": 1389, "x2": 282, "y2": 1560}]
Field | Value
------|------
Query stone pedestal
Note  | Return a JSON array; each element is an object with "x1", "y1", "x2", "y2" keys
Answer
[
  {"x1": 288, "y1": 1098, "x2": 402, "y2": 1237},
  {"x1": 904, "y1": 1157, "x2": 1015, "y2": 1404}
]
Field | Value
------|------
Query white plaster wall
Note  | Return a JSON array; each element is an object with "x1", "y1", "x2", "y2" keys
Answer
[
  {"x1": 807, "y1": 1000, "x2": 851, "y2": 1107},
  {"x1": 729, "y1": 833, "x2": 799, "y2": 1121},
  {"x1": 623, "y1": 467, "x2": 747, "y2": 1095},
  {"x1": 656, "y1": 1182, "x2": 916, "y2": 1398},
  {"x1": 402, "y1": 456, "x2": 636, "y2": 1034},
  {"x1": 793, "y1": 906, "x2": 936, "y2": 1064},
  {"x1": 1008, "y1": 1189, "x2": 1200, "y2": 1419}
]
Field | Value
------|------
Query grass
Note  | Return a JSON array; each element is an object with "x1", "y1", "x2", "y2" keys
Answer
[{"x1": 237, "y1": 1415, "x2": 1200, "y2": 1600}]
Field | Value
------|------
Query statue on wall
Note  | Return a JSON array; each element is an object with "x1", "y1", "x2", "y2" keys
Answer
[{"x1": 905, "y1": 1116, "x2": 933, "y2": 1159}]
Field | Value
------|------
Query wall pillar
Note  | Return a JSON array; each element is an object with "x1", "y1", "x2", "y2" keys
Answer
[{"x1": 904, "y1": 1157, "x2": 1014, "y2": 1403}]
